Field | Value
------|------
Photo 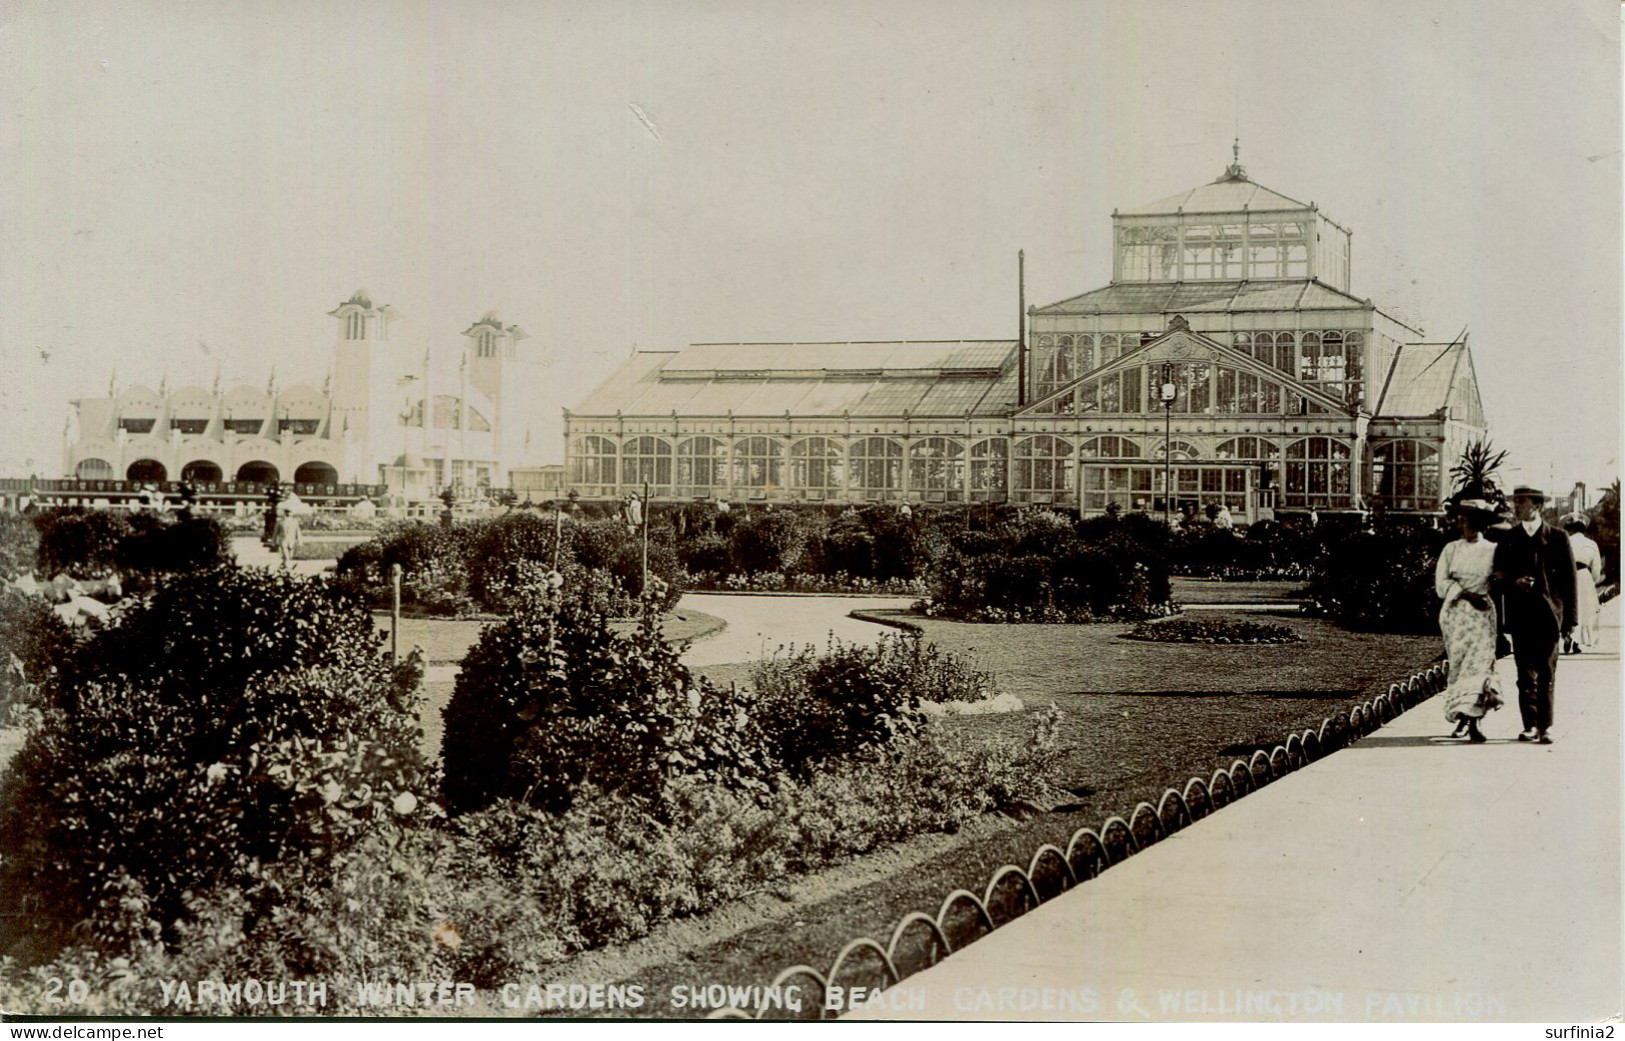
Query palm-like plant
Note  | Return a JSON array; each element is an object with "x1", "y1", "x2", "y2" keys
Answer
[{"x1": 1449, "y1": 437, "x2": 1509, "y2": 503}]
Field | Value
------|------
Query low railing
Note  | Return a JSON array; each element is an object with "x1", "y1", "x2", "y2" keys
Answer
[
  {"x1": 0, "y1": 478, "x2": 386, "y2": 500},
  {"x1": 707, "y1": 662, "x2": 1450, "y2": 1020}
]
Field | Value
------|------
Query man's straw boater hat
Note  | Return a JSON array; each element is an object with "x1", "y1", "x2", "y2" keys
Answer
[{"x1": 1511, "y1": 485, "x2": 1548, "y2": 502}]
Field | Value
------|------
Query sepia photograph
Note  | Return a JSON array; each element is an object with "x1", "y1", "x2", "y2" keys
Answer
[{"x1": 0, "y1": 0, "x2": 1619, "y2": 1030}]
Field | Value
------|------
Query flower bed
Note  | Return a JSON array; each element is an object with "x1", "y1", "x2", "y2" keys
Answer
[{"x1": 1121, "y1": 617, "x2": 1304, "y2": 644}]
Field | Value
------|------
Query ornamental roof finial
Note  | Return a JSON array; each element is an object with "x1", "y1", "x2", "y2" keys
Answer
[{"x1": 1218, "y1": 137, "x2": 1248, "y2": 182}]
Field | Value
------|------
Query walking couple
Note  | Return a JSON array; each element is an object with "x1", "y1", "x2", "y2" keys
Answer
[{"x1": 1436, "y1": 486, "x2": 1578, "y2": 745}]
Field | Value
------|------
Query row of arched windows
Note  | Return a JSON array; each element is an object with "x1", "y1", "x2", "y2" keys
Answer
[
  {"x1": 1029, "y1": 330, "x2": 1367, "y2": 407},
  {"x1": 568, "y1": 434, "x2": 1408, "y2": 508},
  {"x1": 74, "y1": 458, "x2": 341, "y2": 485}
]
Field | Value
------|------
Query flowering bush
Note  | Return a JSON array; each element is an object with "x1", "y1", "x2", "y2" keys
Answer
[
  {"x1": 0, "y1": 567, "x2": 431, "y2": 962},
  {"x1": 745, "y1": 633, "x2": 997, "y2": 776}
]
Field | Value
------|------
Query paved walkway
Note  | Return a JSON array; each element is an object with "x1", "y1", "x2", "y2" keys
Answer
[
  {"x1": 229, "y1": 535, "x2": 333, "y2": 577},
  {"x1": 852, "y1": 602, "x2": 1622, "y2": 1022},
  {"x1": 678, "y1": 592, "x2": 914, "y2": 667}
]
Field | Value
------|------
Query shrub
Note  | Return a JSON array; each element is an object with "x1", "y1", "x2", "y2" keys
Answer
[
  {"x1": 0, "y1": 587, "x2": 77, "y2": 726},
  {"x1": 744, "y1": 633, "x2": 990, "y2": 776},
  {"x1": 678, "y1": 532, "x2": 732, "y2": 575},
  {"x1": 337, "y1": 515, "x2": 680, "y2": 616},
  {"x1": 0, "y1": 513, "x2": 40, "y2": 581},
  {"x1": 1303, "y1": 519, "x2": 1449, "y2": 633},
  {"x1": 0, "y1": 567, "x2": 431, "y2": 962},
  {"x1": 33, "y1": 509, "x2": 130, "y2": 579},
  {"x1": 440, "y1": 585, "x2": 766, "y2": 816},
  {"x1": 727, "y1": 511, "x2": 810, "y2": 575},
  {"x1": 114, "y1": 516, "x2": 232, "y2": 587}
]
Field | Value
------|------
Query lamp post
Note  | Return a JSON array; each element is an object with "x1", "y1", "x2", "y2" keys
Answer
[{"x1": 1159, "y1": 363, "x2": 1178, "y2": 524}]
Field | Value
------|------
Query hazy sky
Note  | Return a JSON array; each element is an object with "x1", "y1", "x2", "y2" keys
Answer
[{"x1": 2, "y1": 0, "x2": 1619, "y2": 488}]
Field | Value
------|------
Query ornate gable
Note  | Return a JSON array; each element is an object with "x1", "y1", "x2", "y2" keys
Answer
[{"x1": 1018, "y1": 316, "x2": 1351, "y2": 418}]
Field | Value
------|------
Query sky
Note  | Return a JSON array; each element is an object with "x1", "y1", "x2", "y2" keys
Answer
[{"x1": 2, "y1": 0, "x2": 1620, "y2": 491}]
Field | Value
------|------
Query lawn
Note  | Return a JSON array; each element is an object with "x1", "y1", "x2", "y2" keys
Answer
[{"x1": 537, "y1": 608, "x2": 1442, "y2": 1017}]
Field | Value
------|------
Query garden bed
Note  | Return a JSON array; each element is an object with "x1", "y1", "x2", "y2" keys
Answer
[{"x1": 514, "y1": 609, "x2": 1441, "y2": 1014}]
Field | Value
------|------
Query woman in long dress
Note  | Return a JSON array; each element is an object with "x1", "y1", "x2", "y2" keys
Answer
[
  {"x1": 1564, "y1": 515, "x2": 1603, "y2": 652},
  {"x1": 1436, "y1": 499, "x2": 1503, "y2": 742}
]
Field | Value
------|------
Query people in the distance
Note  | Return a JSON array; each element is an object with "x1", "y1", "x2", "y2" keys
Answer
[
  {"x1": 1435, "y1": 499, "x2": 1503, "y2": 742},
  {"x1": 273, "y1": 487, "x2": 304, "y2": 566},
  {"x1": 1490, "y1": 486, "x2": 1578, "y2": 746},
  {"x1": 1563, "y1": 513, "x2": 1603, "y2": 653}
]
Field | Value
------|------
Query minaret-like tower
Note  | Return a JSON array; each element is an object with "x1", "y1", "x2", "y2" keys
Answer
[
  {"x1": 328, "y1": 289, "x2": 400, "y2": 484},
  {"x1": 462, "y1": 311, "x2": 529, "y2": 483}
]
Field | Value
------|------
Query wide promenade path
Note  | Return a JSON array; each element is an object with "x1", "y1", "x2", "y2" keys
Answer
[{"x1": 852, "y1": 602, "x2": 1622, "y2": 1023}]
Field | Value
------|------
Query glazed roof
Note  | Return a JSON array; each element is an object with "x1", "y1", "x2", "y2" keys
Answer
[
  {"x1": 1033, "y1": 279, "x2": 1377, "y2": 317},
  {"x1": 571, "y1": 342, "x2": 1020, "y2": 418},
  {"x1": 1374, "y1": 339, "x2": 1481, "y2": 419},
  {"x1": 1121, "y1": 172, "x2": 1313, "y2": 217}
]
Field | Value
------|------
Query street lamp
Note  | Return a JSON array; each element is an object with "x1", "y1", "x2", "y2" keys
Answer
[{"x1": 1159, "y1": 362, "x2": 1178, "y2": 524}]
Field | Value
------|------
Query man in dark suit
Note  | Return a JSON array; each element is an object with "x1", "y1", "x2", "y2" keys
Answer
[{"x1": 1491, "y1": 485, "x2": 1577, "y2": 745}]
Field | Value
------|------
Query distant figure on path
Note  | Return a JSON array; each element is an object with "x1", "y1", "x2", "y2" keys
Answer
[
  {"x1": 273, "y1": 490, "x2": 304, "y2": 566},
  {"x1": 1491, "y1": 486, "x2": 1577, "y2": 745},
  {"x1": 1563, "y1": 513, "x2": 1603, "y2": 652},
  {"x1": 1435, "y1": 499, "x2": 1503, "y2": 742},
  {"x1": 1213, "y1": 504, "x2": 1235, "y2": 530}
]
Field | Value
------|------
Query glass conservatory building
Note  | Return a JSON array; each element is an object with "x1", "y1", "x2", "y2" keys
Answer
[{"x1": 565, "y1": 160, "x2": 1487, "y2": 519}]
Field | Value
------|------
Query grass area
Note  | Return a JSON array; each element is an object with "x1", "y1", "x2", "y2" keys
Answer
[
  {"x1": 1168, "y1": 576, "x2": 1307, "y2": 604},
  {"x1": 573, "y1": 608, "x2": 1442, "y2": 1015},
  {"x1": 290, "y1": 538, "x2": 371, "y2": 560},
  {"x1": 852, "y1": 609, "x2": 1435, "y2": 699}
]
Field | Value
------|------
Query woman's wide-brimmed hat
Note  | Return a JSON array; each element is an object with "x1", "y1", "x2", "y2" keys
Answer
[
  {"x1": 1563, "y1": 511, "x2": 1589, "y2": 530},
  {"x1": 1448, "y1": 498, "x2": 1500, "y2": 519}
]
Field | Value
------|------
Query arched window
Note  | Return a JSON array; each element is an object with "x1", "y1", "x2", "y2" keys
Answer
[
  {"x1": 294, "y1": 462, "x2": 339, "y2": 486},
  {"x1": 1157, "y1": 440, "x2": 1199, "y2": 461},
  {"x1": 476, "y1": 330, "x2": 498, "y2": 358},
  {"x1": 676, "y1": 437, "x2": 727, "y2": 492},
  {"x1": 235, "y1": 460, "x2": 277, "y2": 484},
  {"x1": 1271, "y1": 332, "x2": 1295, "y2": 374},
  {"x1": 848, "y1": 437, "x2": 903, "y2": 499},
  {"x1": 969, "y1": 439, "x2": 1008, "y2": 499},
  {"x1": 1284, "y1": 437, "x2": 1353, "y2": 508},
  {"x1": 1372, "y1": 439, "x2": 1441, "y2": 511},
  {"x1": 570, "y1": 436, "x2": 617, "y2": 487},
  {"x1": 1299, "y1": 332, "x2": 1320, "y2": 381},
  {"x1": 908, "y1": 438, "x2": 966, "y2": 501},
  {"x1": 790, "y1": 438, "x2": 844, "y2": 496},
  {"x1": 1077, "y1": 436, "x2": 1141, "y2": 459},
  {"x1": 179, "y1": 460, "x2": 222, "y2": 482},
  {"x1": 76, "y1": 458, "x2": 114, "y2": 480},
  {"x1": 1035, "y1": 337, "x2": 1074, "y2": 399},
  {"x1": 1213, "y1": 437, "x2": 1278, "y2": 461},
  {"x1": 1013, "y1": 436, "x2": 1074, "y2": 502},
  {"x1": 1099, "y1": 334, "x2": 1120, "y2": 366},
  {"x1": 1076, "y1": 334, "x2": 1095, "y2": 374},
  {"x1": 731, "y1": 437, "x2": 784, "y2": 495},
  {"x1": 620, "y1": 436, "x2": 673, "y2": 490},
  {"x1": 346, "y1": 311, "x2": 366, "y2": 340}
]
